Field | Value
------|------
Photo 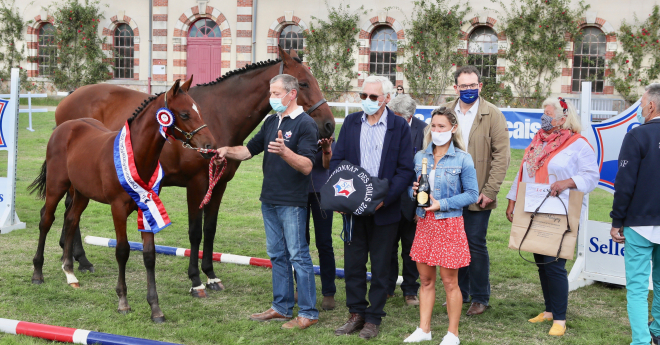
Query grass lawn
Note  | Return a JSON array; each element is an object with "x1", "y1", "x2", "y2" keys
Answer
[{"x1": 0, "y1": 111, "x2": 636, "y2": 345}]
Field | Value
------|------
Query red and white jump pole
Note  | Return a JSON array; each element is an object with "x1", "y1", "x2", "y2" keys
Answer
[
  {"x1": 84, "y1": 236, "x2": 403, "y2": 285},
  {"x1": 0, "y1": 318, "x2": 181, "y2": 345}
]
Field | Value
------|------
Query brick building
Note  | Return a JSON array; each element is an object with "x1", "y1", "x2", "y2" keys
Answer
[{"x1": 16, "y1": 0, "x2": 657, "y2": 100}]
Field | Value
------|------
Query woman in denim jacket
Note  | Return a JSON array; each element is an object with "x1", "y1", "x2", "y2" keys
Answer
[{"x1": 404, "y1": 107, "x2": 479, "y2": 345}]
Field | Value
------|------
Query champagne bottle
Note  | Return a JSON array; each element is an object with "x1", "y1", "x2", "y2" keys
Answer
[{"x1": 417, "y1": 158, "x2": 431, "y2": 207}]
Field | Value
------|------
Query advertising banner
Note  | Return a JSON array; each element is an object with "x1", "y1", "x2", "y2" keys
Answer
[{"x1": 414, "y1": 106, "x2": 542, "y2": 149}]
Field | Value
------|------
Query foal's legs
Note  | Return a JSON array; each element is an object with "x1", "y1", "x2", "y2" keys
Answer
[
  {"x1": 142, "y1": 231, "x2": 165, "y2": 323},
  {"x1": 111, "y1": 202, "x2": 132, "y2": 314},
  {"x1": 32, "y1": 180, "x2": 70, "y2": 284},
  {"x1": 59, "y1": 188, "x2": 95, "y2": 273},
  {"x1": 201, "y1": 182, "x2": 227, "y2": 291},
  {"x1": 186, "y1": 179, "x2": 206, "y2": 296},
  {"x1": 61, "y1": 190, "x2": 89, "y2": 288}
]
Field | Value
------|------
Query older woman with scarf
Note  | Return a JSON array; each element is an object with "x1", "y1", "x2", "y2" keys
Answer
[{"x1": 505, "y1": 98, "x2": 599, "y2": 336}]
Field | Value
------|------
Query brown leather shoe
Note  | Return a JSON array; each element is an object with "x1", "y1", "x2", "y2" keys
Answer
[
  {"x1": 359, "y1": 322, "x2": 379, "y2": 340},
  {"x1": 322, "y1": 295, "x2": 336, "y2": 311},
  {"x1": 404, "y1": 295, "x2": 420, "y2": 306},
  {"x1": 334, "y1": 313, "x2": 365, "y2": 335},
  {"x1": 466, "y1": 302, "x2": 488, "y2": 316},
  {"x1": 281, "y1": 316, "x2": 318, "y2": 329},
  {"x1": 249, "y1": 308, "x2": 291, "y2": 322}
]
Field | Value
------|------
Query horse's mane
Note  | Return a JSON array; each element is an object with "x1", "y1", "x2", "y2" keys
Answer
[
  {"x1": 194, "y1": 56, "x2": 303, "y2": 88},
  {"x1": 127, "y1": 92, "x2": 164, "y2": 125}
]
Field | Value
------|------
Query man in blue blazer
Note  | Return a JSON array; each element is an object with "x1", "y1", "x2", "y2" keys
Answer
[
  {"x1": 386, "y1": 94, "x2": 426, "y2": 306},
  {"x1": 330, "y1": 76, "x2": 415, "y2": 339}
]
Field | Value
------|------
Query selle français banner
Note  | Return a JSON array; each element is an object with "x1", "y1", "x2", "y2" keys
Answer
[
  {"x1": 415, "y1": 106, "x2": 543, "y2": 150},
  {"x1": 416, "y1": 100, "x2": 643, "y2": 194}
]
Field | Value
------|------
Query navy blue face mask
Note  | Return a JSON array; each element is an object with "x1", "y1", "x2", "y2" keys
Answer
[{"x1": 459, "y1": 88, "x2": 479, "y2": 104}]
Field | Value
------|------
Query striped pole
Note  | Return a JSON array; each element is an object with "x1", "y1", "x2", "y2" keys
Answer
[
  {"x1": 0, "y1": 318, "x2": 181, "y2": 345},
  {"x1": 84, "y1": 236, "x2": 403, "y2": 285}
]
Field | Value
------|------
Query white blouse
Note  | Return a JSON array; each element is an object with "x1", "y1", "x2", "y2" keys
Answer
[{"x1": 507, "y1": 138, "x2": 600, "y2": 223}]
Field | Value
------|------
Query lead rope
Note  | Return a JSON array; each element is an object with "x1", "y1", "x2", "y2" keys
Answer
[{"x1": 196, "y1": 149, "x2": 227, "y2": 209}]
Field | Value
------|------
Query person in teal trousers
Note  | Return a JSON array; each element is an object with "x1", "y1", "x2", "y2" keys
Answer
[{"x1": 611, "y1": 83, "x2": 660, "y2": 345}]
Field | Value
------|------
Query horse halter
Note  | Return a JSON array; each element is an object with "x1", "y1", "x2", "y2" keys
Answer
[
  {"x1": 278, "y1": 62, "x2": 327, "y2": 115},
  {"x1": 163, "y1": 90, "x2": 208, "y2": 149}
]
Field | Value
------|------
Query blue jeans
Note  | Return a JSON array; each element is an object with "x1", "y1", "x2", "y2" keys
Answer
[
  {"x1": 534, "y1": 254, "x2": 568, "y2": 320},
  {"x1": 262, "y1": 203, "x2": 318, "y2": 320},
  {"x1": 458, "y1": 208, "x2": 492, "y2": 305},
  {"x1": 624, "y1": 227, "x2": 660, "y2": 345}
]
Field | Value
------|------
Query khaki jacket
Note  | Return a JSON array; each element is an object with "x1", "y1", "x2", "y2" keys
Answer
[{"x1": 441, "y1": 97, "x2": 511, "y2": 211}]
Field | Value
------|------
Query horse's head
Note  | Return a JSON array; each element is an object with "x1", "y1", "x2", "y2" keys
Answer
[
  {"x1": 165, "y1": 77, "x2": 217, "y2": 159},
  {"x1": 279, "y1": 47, "x2": 335, "y2": 138}
]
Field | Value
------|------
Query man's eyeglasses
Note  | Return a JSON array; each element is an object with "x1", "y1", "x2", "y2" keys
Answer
[
  {"x1": 397, "y1": 88, "x2": 403, "y2": 91},
  {"x1": 457, "y1": 83, "x2": 479, "y2": 90},
  {"x1": 359, "y1": 93, "x2": 384, "y2": 102}
]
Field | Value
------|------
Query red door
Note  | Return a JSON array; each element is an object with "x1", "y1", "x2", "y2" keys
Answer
[
  {"x1": 187, "y1": 19, "x2": 223, "y2": 85},
  {"x1": 188, "y1": 39, "x2": 221, "y2": 85}
]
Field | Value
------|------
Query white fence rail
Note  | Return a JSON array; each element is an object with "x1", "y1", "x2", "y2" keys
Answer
[{"x1": 0, "y1": 92, "x2": 48, "y2": 132}]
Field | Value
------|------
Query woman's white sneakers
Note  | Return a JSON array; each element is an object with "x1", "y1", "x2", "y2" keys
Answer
[
  {"x1": 403, "y1": 327, "x2": 432, "y2": 342},
  {"x1": 439, "y1": 331, "x2": 460, "y2": 345}
]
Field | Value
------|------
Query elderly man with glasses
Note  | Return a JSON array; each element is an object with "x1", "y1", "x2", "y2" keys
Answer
[
  {"x1": 330, "y1": 76, "x2": 415, "y2": 340},
  {"x1": 439, "y1": 66, "x2": 510, "y2": 316}
]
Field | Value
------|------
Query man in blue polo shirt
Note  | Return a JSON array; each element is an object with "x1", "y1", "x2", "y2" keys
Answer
[{"x1": 216, "y1": 74, "x2": 319, "y2": 330}]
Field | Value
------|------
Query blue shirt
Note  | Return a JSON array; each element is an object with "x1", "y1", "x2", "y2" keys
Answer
[
  {"x1": 409, "y1": 142, "x2": 479, "y2": 219},
  {"x1": 360, "y1": 110, "x2": 388, "y2": 177},
  {"x1": 246, "y1": 110, "x2": 319, "y2": 207}
]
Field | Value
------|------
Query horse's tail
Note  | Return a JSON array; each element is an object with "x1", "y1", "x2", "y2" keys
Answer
[{"x1": 27, "y1": 160, "x2": 47, "y2": 200}]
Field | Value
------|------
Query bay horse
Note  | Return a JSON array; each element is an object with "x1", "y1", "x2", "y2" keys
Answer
[
  {"x1": 29, "y1": 78, "x2": 216, "y2": 322},
  {"x1": 54, "y1": 47, "x2": 335, "y2": 297}
]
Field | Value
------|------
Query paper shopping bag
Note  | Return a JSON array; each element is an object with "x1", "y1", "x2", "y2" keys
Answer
[{"x1": 508, "y1": 182, "x2": 583, "y2": 260}]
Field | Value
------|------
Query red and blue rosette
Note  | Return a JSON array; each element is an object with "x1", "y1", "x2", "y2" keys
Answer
[{"x1": 156, "y1": 107, "x2": 174, "y2": 138}]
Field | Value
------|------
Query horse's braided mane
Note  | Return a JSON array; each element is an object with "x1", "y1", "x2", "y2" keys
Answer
[
  {"x1": 126, "y1": 91, "x2": 165, "y2": 125},
  {"x1": 194, "y1": 56, "x2": 303, "y2": 88}
]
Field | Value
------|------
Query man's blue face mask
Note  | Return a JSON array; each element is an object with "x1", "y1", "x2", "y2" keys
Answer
[
  {"x1": 459, "y1": 88, "x2": 479, "y2": 104},
  {"x1": 637, "y1": 101, "x2": 651, "y2": 124},
  {"x1": 269, "y1": 91, "x2": 291, "y2": 113}
]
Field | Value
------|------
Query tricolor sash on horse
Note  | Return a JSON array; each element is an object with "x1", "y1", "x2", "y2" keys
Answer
[{"x1": 114, "y1": 122, "x2": 171, "y2": 233}]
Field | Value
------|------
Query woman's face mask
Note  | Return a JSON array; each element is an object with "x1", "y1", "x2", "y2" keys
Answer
[{"x1": 431, "y1": 126, "x2": 455, "y2": 146}]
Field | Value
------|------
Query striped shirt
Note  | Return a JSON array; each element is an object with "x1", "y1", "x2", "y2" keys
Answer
[{"x1": 360, "y1": 110, "x2": 388, "y2": 177}]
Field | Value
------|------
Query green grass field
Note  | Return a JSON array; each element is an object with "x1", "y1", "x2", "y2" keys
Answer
[{"x1": 0, "y1": 112, "x2": 637, "y2": 345}]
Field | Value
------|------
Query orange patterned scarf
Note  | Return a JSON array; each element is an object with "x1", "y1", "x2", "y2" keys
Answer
[{"x1": 523, "y1": 129, "x2": 573, "y2": 179}]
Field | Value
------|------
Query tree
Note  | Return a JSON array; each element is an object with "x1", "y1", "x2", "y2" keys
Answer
[
  {"x1": 0, "y1": 0, "x2": 35, "y2": 92},
  {"x1": 607, "y1": 5, "x2": 660, "y2": 104},
  {"x1": 305, "y1": 2, "x2": 367, "y2": 100},
  {"x1": 495, "y1": 0, "x2": 588, "y2": 107},
  {"x1": 401, "y1": 0, "x2": 471, "y2": 104},
  {"x1": 48, "y1": 0, "x2": 111, "y2": 90}
]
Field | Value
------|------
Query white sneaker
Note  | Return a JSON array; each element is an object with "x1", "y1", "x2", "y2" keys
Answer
[
  {"x1": 439, "y1": 331, "x2": 460, "y2": 345},
  {"x1": 403, "y1": 327, "x2": 432, "y2": 342}
]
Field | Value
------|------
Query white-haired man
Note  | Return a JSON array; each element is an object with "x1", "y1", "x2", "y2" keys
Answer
[
  {"x1": 611, "y1": 83, "x2": 660, "y2": 345},
  {"x1": 386, "y1": 94, "x2": 426, "y2": 306},
  {"x1": 330, "y1": 76, "x2": 415, "y2": 339}
]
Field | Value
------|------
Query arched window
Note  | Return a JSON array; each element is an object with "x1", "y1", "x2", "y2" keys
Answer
[
  {"x1": 278, "y1": 25, "x2": 304, "y2": 59},
  {"x1": 467, "y1": 27, "x2": 498, "y2": 83},
  {"x1": 369, "y1": 26, "x2": 397, "y2": 85},
  {"x1": 114, "y1": 24, "x2": 134, "y2": 79},
  {"x1": 189, "y1": 18, "x2": 221, "y2": 38},
  {"x1": 572, "y1": 27, "x2": 606, "y2": 92},
  {"x1": 38, "y1": 23, "x2": 56, "y2": 77}
]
